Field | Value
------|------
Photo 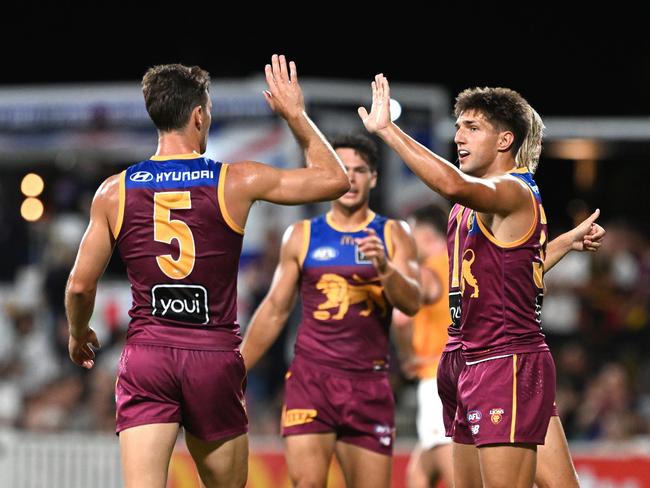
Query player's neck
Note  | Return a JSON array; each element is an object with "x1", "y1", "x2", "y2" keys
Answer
[
  {"x1": 481, "y1": 154, "x2": 517, "y2": 178},
  {"x1": 328, "y1": 203, "x2": 374, "y2": 231},
  {"x1": 154, "y1": 131, "x2": 202, "y2": 158}
]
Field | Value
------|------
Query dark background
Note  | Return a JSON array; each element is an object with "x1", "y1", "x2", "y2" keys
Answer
[{"x1": 3, "y1": 12, "x2": 649, "y2": 116}]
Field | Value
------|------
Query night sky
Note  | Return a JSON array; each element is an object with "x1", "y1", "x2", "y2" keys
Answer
[{"x1": 3, "y1": 12, "x2": 648, "y2": 117}]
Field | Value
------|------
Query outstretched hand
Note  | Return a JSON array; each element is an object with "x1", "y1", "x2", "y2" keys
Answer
[
  {"x1": 570, "y1": 209, "x2": 605, "y2": 252},
  {"x1": 358, "y1": 74, "x2": 392, "y2": 134},
  {"x1": 263, "y1": 54, "x2": 304, "y2": 120}
]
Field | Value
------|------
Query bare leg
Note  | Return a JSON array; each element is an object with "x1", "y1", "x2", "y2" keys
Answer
[
  {"x1": 452, "y1": 442, "x2": 482, "y2": 488},
  {"x1": 119, "y1": 422, "x2": 180, "y2": 488},
  {"x1": 478, "y1": 444, "x2": 537, "y2": 488},
  {"x1": 535, "y1": 417, "x2": 579, "y2": 488},
  {"x1": 406, "y1": 445, "x2": 431, "y2": 488},
  {"x1": 421, "y1": 443, "x2": 453, "y2": 487},
  {"x1": 185, "y1": 431, "x2": 248, "y2": 488},
  {"x1": 285, "y1": 433, "x2": 337, "y2": 488},
  {"x1": 335, "y1": 441, "x2": 391, "y2": 488}
]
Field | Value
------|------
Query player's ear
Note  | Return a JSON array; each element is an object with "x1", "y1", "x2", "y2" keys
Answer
[
  {"x1": 370, "y1": 169, "x2": 378, "y2": 189},
  {"x1": 192, "y1": 105, "x2": 203, "y2": 131},
  {"x1": 497, "y1": 131, "x2": 515, "y2": 153}
]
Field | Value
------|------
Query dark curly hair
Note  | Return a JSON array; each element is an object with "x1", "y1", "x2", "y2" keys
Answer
[{"x1": 454, "y1": 87, "x2": 530, "y2": 156}]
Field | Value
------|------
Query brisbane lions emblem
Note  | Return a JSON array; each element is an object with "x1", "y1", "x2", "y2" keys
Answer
[
  {"x1": 313, "y1": 273, "x2": 386, "y2": 320},
  {"x1": 461, "y1": 249, "x2": 479, "y2": 298},
  {"x1": 490, "y1": 408, "x2": 504, "y2": 425}
]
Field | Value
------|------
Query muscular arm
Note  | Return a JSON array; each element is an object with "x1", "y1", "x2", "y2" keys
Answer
[
  {"x1": 65, "y1": 175, "x2": 119, "y2": 368},
  {"x1": 380, "y1": 221, "x2": 421, "y2": 315},
  {"x1": 545, "y1": 209, "x2": 605, "y2": 272},
  {"x1": 379, "y1": 124, "x2": 528, "y2": 214},
  {"x1": 359, "y1": 74, "x2": 528, "y2": 216},
  {"x1": 240, "y1": 222, "x2": 303, "y2": 370},
  {"x1": 225, "y1": 55, "x2": 350, "y2": 228}
]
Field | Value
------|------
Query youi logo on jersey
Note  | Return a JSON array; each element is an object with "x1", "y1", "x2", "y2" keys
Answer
[{"x1": 151, "y1": 284, "x2": 209, "y2": 324}]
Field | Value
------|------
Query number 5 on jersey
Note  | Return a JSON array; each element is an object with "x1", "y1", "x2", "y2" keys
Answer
[{"x1": 154, "y1": 191, "x2": 195, "y2": 279}]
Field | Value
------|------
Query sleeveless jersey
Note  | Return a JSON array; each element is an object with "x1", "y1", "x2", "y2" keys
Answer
[
  {"x1": 294, "y1": 212, "x2": 394, "y2": 373},
  {"x1": 448, "y1": 169, "x2": 549, "y2": 361},
  {"x1": 114, "y1": 154, "x2": 244, "y2": 350}
]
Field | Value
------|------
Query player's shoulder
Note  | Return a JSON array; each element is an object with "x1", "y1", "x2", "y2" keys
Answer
[
  {"x1": 223, "y1": 160, "x2": 268, "y2": 180},
  {"x1": 386, "y1": 218, "x2": 413, "y2": 239},
  {"x1": 280, "y1": 219, "x2": 311, "y2": 259},
  {"x1": 95, "y1": 172, "x2": 123, "y2": 202}
]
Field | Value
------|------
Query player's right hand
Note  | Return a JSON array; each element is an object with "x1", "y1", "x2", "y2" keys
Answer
[
  {"x1": 263, "y1": 54, "x2": 305, "y2": 120},
  {"x1": 358, "y1": 74, "x2": 392, "y2": 134},
  {"x1": 68, "y1": 327, "x2": 101, "y2": 369}
]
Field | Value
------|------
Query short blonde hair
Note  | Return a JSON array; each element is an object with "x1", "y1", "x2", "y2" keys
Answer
[{"x1": 515, "y1": 106, "x2": 545, "y2": 174}]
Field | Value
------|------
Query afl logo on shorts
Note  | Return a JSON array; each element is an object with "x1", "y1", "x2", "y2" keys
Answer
[
  {"x1": 130, "y1": 171, "x2": 154, "y2": 182},
  {"x1": 151, "y1": 284, "x2": 209, "y2": 324},
  {"x1": 312, "y1": 246, "x2": 338, "y2": 261},
  {"x1": 467, "y1": 410, "x2": 482, "y2": 424}
]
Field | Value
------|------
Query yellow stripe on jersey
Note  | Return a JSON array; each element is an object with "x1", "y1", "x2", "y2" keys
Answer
[
  {"x1": 217, "y1": 164, "x2": 244, "y2": 235},
  {"x1": 451, "y1": 207, "x2": 465, "y2": 288},
  {"x1": 326, "y1": 210, "x2": 376, "y2": 232},
  {"x1": 510, "y1": 354, "x2": 518, "y2": 443},
  {"x1": 112, "y1": 170, "x2": 126, "y2": 239},
  {"x1": 475, "y1": 184, "x2": 538, "y2": 248},
  {"x1": 384, "y1": 220, "x2": 395, "y2": 259},
  {"x1": 299, "y1": 220, "x2": 311, "y2": 268},
  {"x1": 150, "y1": 152, "x2": 201, "y2": 161}
]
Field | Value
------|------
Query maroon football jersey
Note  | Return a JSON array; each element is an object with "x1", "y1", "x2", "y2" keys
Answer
[
  {"x1": 114, "y1": 154, "x2": 243, "y2": 350},
  {"x1": 294, "y1": 212, "x2": 394, "y2": 372},
  {"x1": 449, "y1": 169, "x2": 549, "y2": 361}
]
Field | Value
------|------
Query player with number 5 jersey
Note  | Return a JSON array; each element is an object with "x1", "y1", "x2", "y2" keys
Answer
[{"x1": 65, "y1": 56, "x2": 349, "y2": 488}]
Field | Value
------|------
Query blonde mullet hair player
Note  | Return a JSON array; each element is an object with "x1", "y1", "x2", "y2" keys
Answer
[{"x1": 458, "y1": 105, "x2": 581, "y2": 488}]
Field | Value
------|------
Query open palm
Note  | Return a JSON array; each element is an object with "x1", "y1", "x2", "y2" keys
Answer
[{"x1": 358, "y1": 74, "x2": 392, "y2": 134}]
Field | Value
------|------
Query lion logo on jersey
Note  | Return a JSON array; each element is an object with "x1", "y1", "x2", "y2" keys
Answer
[
  {"x1": 461, "y1": 249, "x2": 479, "y2": 298},
  {"x1": 313, "y1": 273, "x2": 387, "y2": 320}
]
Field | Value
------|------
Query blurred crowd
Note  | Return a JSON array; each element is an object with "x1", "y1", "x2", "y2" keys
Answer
[{"x1": 1, "y1": 174, "x2": 649, "y2": 446}]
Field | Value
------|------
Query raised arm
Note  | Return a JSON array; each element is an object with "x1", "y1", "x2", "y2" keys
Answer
[
  {"x1": 225, "y1": 55, "x2": 349, "y2": 229},
  {"x1": 358, "y1": 74, "x2": 529, "y2": 216},
  {"x1": 240, "y1": 222, "x2": 304, "y2": 370},
  {"x1": 356, "y1": 220, "x2": 421, "y2": 316},
  {"x1": 545, "y1": 209, "x2": 605, "y2": 272},
  {"x1": 65, "y1": 175, "x2": 119, "y2": 368}
]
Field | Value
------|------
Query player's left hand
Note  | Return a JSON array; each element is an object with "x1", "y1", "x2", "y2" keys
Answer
[
  {"x1": 356, "y1": 227, "x2": 389, "y2": 274},
  {"x1": 570, "y1": 209, "x2": 606, "y2": 252}
]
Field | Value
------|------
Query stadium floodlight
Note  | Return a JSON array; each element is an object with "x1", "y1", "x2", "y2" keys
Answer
[
  {"x1": 21, "y1": 173, "x2": 44, "y2": 197},
  {"x1": 21, "y1": 197, "x2": 44, "y2": 222}
]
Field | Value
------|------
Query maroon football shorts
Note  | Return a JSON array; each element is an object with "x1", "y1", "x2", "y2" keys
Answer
[
  {"x1": 115, "y1": 344, "x2": 248, "y2": 441},
  {"x1": 437, "y1": 347, "x2": 465, "y2": 437},
  {"x1": 454, "y1": 351, "x2": 556, "y2": 447},
  {"x1": 281, "y1": 356, "x2": 395, "y2": 455}
]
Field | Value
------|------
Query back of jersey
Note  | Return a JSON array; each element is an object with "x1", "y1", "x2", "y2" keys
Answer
[{"x1": 114, "y1": 154, "x2": 244, "y2": 350}]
